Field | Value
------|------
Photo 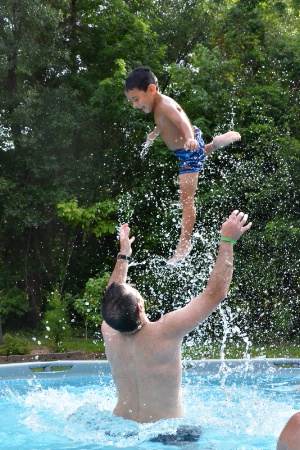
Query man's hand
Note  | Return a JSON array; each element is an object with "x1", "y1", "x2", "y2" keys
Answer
[
  {"x1": 221, "y1": 210, "x2": 252, "y2": 242},
  {"x1": 119, "y1": 223, "x2": 135, "y2": 256},
  {"x1": 107, "y1": 224, "x2": 134, "y2": 286}
]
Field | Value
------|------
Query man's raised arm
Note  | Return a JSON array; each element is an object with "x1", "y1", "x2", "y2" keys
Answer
[
  {"x1": 163, "y1": 210, "x2": 252, "y2": 337},
  {"x1": 201, "y1": 210, "x2": 252, "y2": 318},
  {"x1": 107, "y1": 223, "x2": 135, "y2": 287}
]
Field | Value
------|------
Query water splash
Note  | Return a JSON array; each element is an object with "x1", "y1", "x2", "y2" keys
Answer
[
  {"x1": 2, "y1": 372, "x2": 296, "y2": 449},
  {"x1": 140, "y1": 140, "x2": 152, "y2": 159}
]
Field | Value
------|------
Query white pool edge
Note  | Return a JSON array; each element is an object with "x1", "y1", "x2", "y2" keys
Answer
[{"x1": 0, "y1": 358, "x2": 300, "y2": 380}]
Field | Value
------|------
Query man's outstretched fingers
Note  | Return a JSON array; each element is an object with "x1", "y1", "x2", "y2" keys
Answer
[
  {"x1": 236, "y1": 212, "x2": 252, "y2": 232},
  {"x1": 230, "y1": 210, "x2": 239, "y2": 219},
  {"x1": 242, "y1": 221, "x2": 253, "y2": 232}
]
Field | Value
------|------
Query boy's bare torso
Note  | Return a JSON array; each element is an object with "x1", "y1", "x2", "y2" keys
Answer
[
  {"x1": 153, "y1": 94, "x2": 194, "y2": 151},
  {"x1": 102, "y1": 319, "x2": 184, "y2": 423}
]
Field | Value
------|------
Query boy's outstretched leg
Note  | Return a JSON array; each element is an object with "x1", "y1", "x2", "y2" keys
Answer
[
  {"x1": 167, "y1": 172, "x2": 199, "y2": 265},
  {"x1": 206, "y1": 131, "x2": 241, "y2": 154}
]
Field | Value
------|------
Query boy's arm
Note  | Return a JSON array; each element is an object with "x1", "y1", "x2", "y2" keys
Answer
[
  {"x1": 161, "y1": 211, "x2": 252, "y2": 338},
  {"x1": 147, "y1": 126, "x2": 161, "y2": 145},
  {"x1": 159, "y1": 101, "x2": 199, "y2": 151},
  {"x1": 205, "y1": 131, "x2": 241, "y2": 155},
  {"x1": 107, "y1": 223, "x2": 135, "y2": 287}
]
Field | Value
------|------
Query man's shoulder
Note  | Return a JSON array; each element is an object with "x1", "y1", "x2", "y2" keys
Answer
[{"x1": 140, "y1": 319, "x2": 183, "y2": 348}]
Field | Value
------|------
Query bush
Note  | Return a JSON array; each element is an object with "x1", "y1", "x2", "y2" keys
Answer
[
  {"x1": 0, "y1": 333, "x2": 30, "y2": 356},
  {"x1": 73, "y1": 272, "x2": 110, "y2": 339},
  {"x1": 42, "y1": 288, "x2": 71, "y2": 352}
]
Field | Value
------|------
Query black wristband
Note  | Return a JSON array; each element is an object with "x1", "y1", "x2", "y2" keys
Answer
[{"x1": 117, "y1": 253, "x2": 129, "y2": 261}]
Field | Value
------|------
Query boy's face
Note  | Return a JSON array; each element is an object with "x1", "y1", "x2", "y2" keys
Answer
[{"x1": 125, "y1": 85, "x2": 156, "y2": 114}]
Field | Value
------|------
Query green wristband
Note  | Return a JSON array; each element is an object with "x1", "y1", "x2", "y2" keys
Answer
[{"x1": 220, "y1": 237, "x2": 237, "y2": 245}]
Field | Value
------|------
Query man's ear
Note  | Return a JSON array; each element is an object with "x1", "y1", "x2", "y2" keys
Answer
[
  {"x1": 148, "y1": 84, "x2": 157, "y2": 94},
  {"x1": 137, "y1": 303, "x2": 143, "y2": 312}
]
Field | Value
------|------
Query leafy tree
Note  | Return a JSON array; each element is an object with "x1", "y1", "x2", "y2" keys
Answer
[
  {"x1": 56, "y1": 198, "x2": 117, "y2": 238},
  {"x1": 42, "y1": 288, "x2": 71, "y2": 352},
  {"x1": 73, "y1": 272, "x2": 109, "y2": 339},
  {"x1": 0, "y1": 0, "x2": 298, "y2": 347}
]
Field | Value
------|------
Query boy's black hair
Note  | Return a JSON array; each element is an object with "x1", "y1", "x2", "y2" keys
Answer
[
  {"x1": 102, "y1": 282, "x2": 142, "y2": 334},
  {"x1": 125, "y1": 66, "x2": 158, "y2": 92}
]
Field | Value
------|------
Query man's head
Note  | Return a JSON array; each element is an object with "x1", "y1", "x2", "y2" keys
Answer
[
  {"x1": 124, "y1": 66, "x2": 158, "y2": 114},
  {"x1": 102, "y1": 282, "x2": 143, "y2": 334}
]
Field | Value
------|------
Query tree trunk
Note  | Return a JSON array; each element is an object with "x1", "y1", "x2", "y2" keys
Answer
[{"x1": 25, "y1": 273, "x2": 42, "y2": 328}]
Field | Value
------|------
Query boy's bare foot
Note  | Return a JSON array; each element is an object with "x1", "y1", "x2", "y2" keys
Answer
[
  {"x1": 212, "y1": 131, "x2": 241, "y2": 150},
  {"x1": 167, "y1": 242, "x2": 193, "y2": 265}
]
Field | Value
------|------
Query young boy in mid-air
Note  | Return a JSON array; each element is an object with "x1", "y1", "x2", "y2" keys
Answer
[{"x1": 125, "y1": 66, "x2": 241, "y2": 264}]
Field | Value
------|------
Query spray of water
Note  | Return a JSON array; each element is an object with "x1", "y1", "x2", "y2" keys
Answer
[
  {"x1": 117, "y1": 177, "x2": 223, "y2": 356},
  {"x1": 2, "y1": 372, "x2": 294, "y2": 449},
  {"x1": 140, "y1": 140, "x2": 152, "y2": 159}
]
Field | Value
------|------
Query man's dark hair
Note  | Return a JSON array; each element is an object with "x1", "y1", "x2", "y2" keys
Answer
[
  {"x1": 102, "y1": 282, "x2": 142, "y2": 333},
  {"x1": 125, "y1": 66, "x2": 158, "y2": 92}
]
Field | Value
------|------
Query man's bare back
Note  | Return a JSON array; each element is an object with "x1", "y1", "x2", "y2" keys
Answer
[{"x1": 102, "y1": 318, "x2": 184, "y2": 423}]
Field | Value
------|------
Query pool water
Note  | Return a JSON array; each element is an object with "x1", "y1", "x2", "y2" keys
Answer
[{"x1": 0, "y1": 360, "x2": 299, "y2": 449}]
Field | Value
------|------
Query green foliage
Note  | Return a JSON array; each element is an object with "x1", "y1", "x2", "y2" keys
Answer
[
  {"x1": 0, "y1": 333, "x2": 30, "y2": 356},
  {"x1": 0, "y1": 284, "x2": 28, "y2": 321},
  {"x1": 73, "y1": 272, "x2": 109, "y2": 339},
  {"x1": 0, "y1": 0, "x2": 299, "y2": 349},
  {"x1": 56, "y1": 199, "x2": 117, "y2": 237},
  {"x1": 42, "y1": 288, "x2": 71, "y2": 352}
]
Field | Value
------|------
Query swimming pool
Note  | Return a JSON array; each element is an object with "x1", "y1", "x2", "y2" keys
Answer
[{"x1": 0, "y1": 359, "x2": 299, "y2": 449}]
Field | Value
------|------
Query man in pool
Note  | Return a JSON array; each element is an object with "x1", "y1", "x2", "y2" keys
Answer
[{"x1": 101, "y1": 211, "x2": 252, "y2": 429}]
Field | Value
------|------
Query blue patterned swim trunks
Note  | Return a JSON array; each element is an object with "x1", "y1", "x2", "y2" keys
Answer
[{"x1": 172, "y1": 126, "x2": 206, "y2": 175}]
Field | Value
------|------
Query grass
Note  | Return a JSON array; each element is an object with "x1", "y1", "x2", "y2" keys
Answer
[
  {"x1": 2, "y1": 331, "x2": 300, "y2": 359},
  {"x1": 25, "y1": 334, "x2": 105, "y2": 354},
  {"x1": 183, "y1": 340, "x2": 300, "y2": 360},
  {"x1": 25, "y1": 337, "x2": 300, "y2": 359}
]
